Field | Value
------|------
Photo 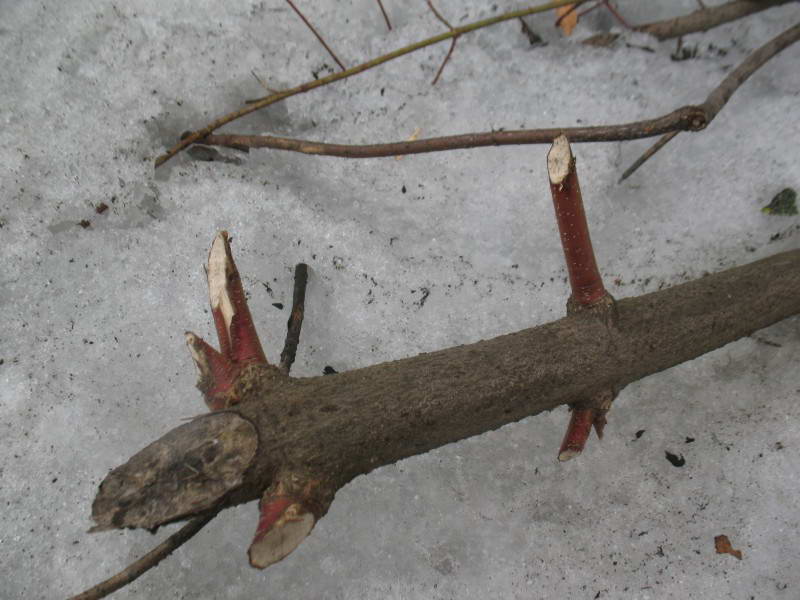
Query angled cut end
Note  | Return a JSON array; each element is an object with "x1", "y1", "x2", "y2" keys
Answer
[
  {"x1": 547, "y1": 134, "x2": 573, "y2": 186},
  {"x1": 557, "y1": 406, "x2": 594, "y2": 463},
  {"x1": 208, "y1": 231, "x2": 235, "y2": 334},
  {"x1": 205, "y1": 231, "x2": 268, "y2": 365},
  {"x1": 248, "y1": 500, "x2": 316, "y2": 569},
  {"x1": 91, "y1": 413, "x2": 257, "y2": 532},
  {"x1": 558, "y1": 448, "x2": 582, "y2": 462},
  {"x1": 247, "y1": 470, "x2": 334, "y2": 569},
  {"x1": 185, "y1": 331, "x2": 236, "y2": 410}
]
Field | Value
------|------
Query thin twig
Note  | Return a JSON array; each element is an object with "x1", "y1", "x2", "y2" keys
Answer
[
  {"x1": 618, "y1": 131, "x2": 678, "y2": 182},
  {"x1": 376, "y1": 0, "x2": 392, "y2": 31},
  {"x1": 426, "y1": 0, "x2": 458, "y2": 85},
  {"x1": 154, "y1": 0, "x2": 587, "y2": 168},
  {"x1": 251, "y1": 70, "x2": 279, "y2": 95},
  {"x1": 285, "y1": 0, "x2": 346, "y2": 71},
  {"x1": 201, "y1": 106, "x2": 705, "y2": 157},
  {"x1": 203, "y1": 22, "x2": 799, "y2": 166},
  {"x1": 599, "y1": 0, "x2": 631, "y2": 29},
  {"x1": 67, "y1": 510, "x2": 220, "y2": 600},
  {"x1": 279, "y1": 263, "x2": 309, "y2": 374},
  {"x1": 432, "y1": 38, "x2": 458, "y2": 85},
  {"x1": 154, "y1": 0, "x2": 791, "y2": 169},
  {"x1": 634, "y1": 0, "x2": 793, "y2": 41},
  {"x1": 427, "y1": 0, "x2": 453, "y2": 29},
  {"x1": 621, "y1": 22, "x2": 800, "y2": 181}
]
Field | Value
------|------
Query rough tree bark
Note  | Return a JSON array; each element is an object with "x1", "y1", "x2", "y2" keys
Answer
[{"x1": 90, "y1": 240, "x2": 800, "y2": 560}]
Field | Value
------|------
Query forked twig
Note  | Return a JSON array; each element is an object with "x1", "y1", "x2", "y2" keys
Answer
[
  {"x1": 621, "y1": 22, "x2": 800, "y2": 181},
  {"x1": 155, "y1": 0, "x2": 790, "y2": 170},
  {"x1": 198, "y1": 22, "x2": 799, "y2": 172},
  {"x1": 154, "y1": 0, "x2": 592, "y2": 168},
  {"x1": 427, "y1": 0, "x2": 458, "y2": 85}
]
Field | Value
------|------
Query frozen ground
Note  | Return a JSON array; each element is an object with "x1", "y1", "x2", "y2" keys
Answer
[{"x1": 1, "y1": 1, "x2": 799, "y2": 598}]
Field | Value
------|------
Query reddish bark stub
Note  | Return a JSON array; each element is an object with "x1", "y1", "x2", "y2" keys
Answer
[
  {"x1": 558, "y1": 407, "x2": 595, "y2": 462},
  {"x1": 547, "y1": 135, "x2": 607, "y2": 306},
  {"x1": 248, "y1": 471, "x2": 333, "y2": 569},
  {"x1": 187, "y1": 231, "x2": 276, "y2": 410},
  {"x1": 207, "y1": 231, "x2": 268, "y2": 365},
  {"x1": 185, "y1": 333, "x2": 237, "y2": 410},
  {"x1": 548, "y1": 136, "x2": 617, "y2": 461}
]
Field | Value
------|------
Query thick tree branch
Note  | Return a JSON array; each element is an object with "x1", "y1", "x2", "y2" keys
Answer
[{"x1": 91, "y1": 247, "x2": 800, "y2": 537}]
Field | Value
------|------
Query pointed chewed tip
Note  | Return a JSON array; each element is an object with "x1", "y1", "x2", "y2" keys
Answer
[
  {"x1": 558, "y1": 447, "x2": 581, "y2": 462},
  {"x1": 207, "y1": 231, "x2": 235, "y2": 327},
  {"x1": 547, "y1": 134, "x2": 573, "y2": 186},
  {"x1": 248, "y1": 501, "x2": 316, "y2": 569}
]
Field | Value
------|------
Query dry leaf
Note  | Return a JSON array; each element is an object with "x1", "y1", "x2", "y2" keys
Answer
[
  {"x1": 714, "y1": 534, "x2": 743, "y2": 560},
  {"x1": 556, "y1": 5, "x2": 578, "y2": 36}
]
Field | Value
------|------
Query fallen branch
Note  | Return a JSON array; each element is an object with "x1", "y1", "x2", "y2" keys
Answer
[
  {"x1": 198, "y1": 20, "x2": 799, "y2": 163},
  {"x1": 201, "y1": 106, "x2": 705, "y2": 157},
  {"x1": 154, "y1": 0, "x2": 586, "y2": 168},
  {"x1": 155, "y1": 0, "x2": 790, "y2": 168},
  {"x1": 621, "y1": 21, "x2": 800, "y2": 181},
  {"x1": 634, "y1": 0, "x2": 794, "y2": 41},
  {"x1": 79, "y1": 237, "x2": 800, "y2": 598}
]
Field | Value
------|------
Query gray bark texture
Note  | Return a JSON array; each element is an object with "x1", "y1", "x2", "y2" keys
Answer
[{"x1": 92, "y1": 249, "x2": 800, "y2": 532}]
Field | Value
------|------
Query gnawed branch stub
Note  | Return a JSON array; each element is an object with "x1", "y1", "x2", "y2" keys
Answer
[
  {"x1": 91, "y1": 413, "x2": 257, "y2": 532},
  {"x1": 90, "y1": 249, "x2": 800, "y2": 539}
]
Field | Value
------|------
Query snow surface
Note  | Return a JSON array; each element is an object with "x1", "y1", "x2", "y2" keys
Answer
[{"x1": 1, "y1": 1, "x2": 799, "y2": 598}]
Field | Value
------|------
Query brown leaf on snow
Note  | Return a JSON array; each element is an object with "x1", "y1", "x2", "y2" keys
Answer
[
  {"x1": 714, "y1": 535, "x2": 743, "y2": 560},
  {"x1": 556, "y1": 5, "x2": 578, "y2": 36}
]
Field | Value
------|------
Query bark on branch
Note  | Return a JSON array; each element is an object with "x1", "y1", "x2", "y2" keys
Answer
[{"x1": 91, "y1": 248, "x2": 800, "y2": 540}]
